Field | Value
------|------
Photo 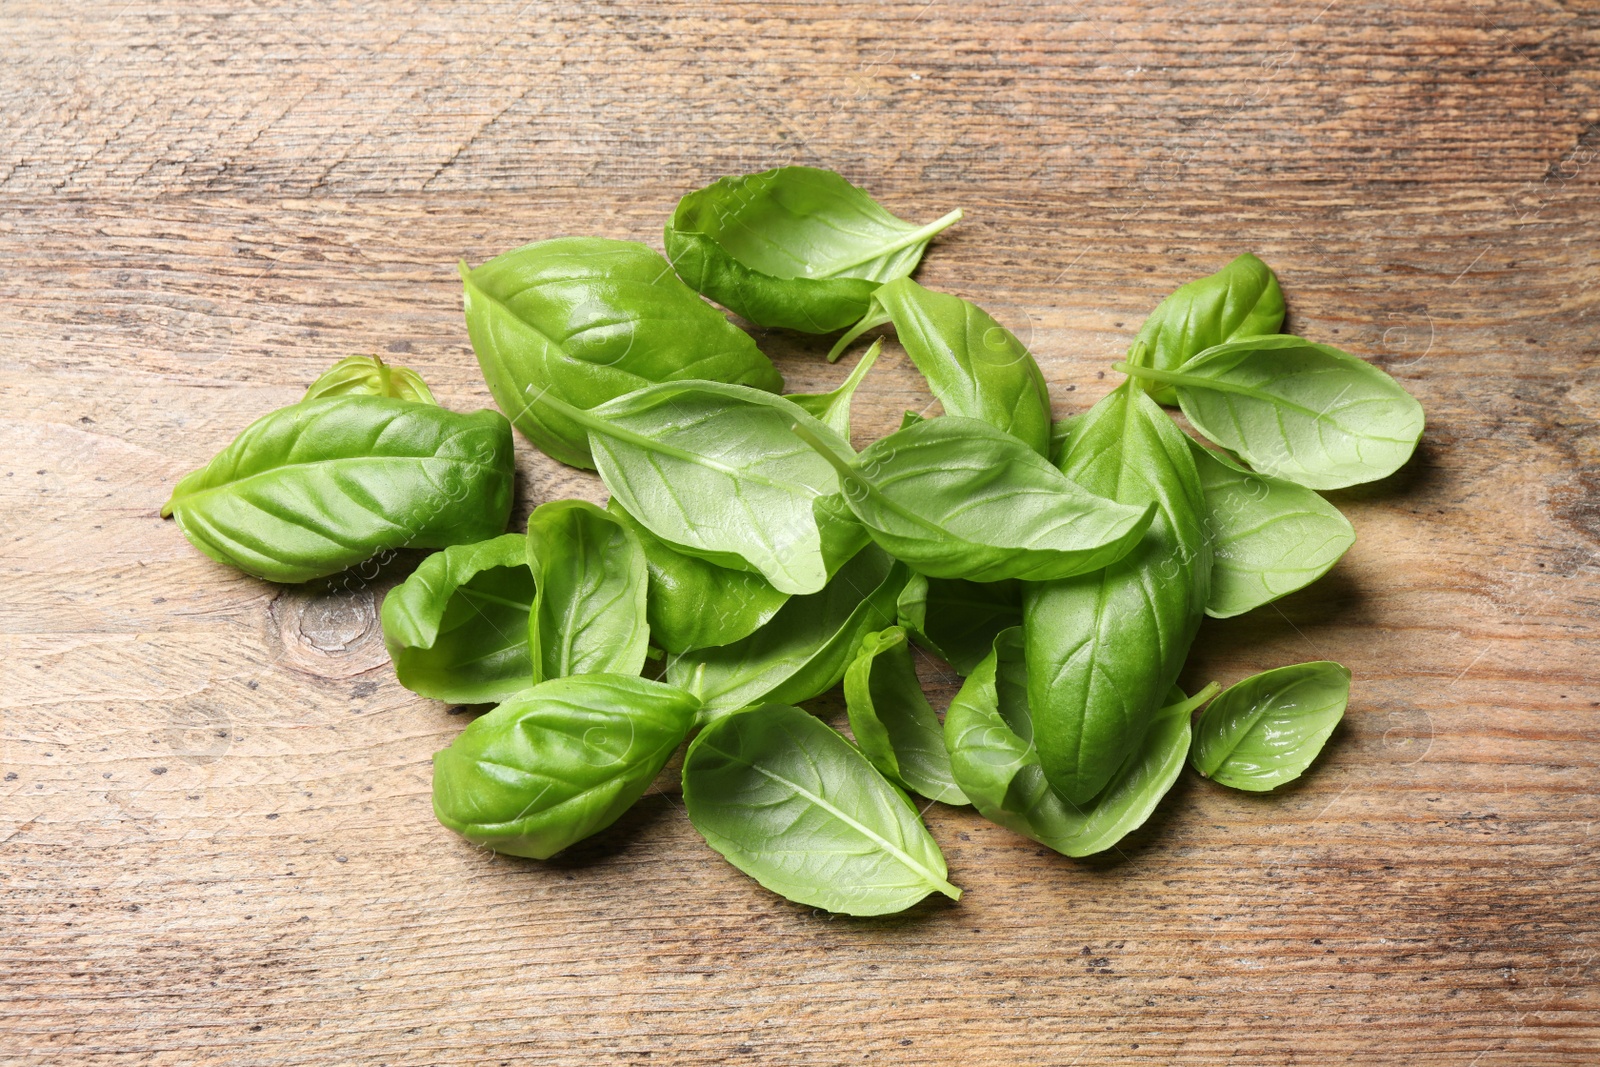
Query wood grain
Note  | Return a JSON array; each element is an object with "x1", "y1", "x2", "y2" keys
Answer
[{"x1": 2, "y1": 1, "x2": 1598, "y2": 1064}]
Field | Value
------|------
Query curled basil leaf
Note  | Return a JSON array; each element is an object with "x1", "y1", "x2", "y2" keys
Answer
[
  {"x1": 1133, "y1": 253, "x2": 1285, "y2": 405},
  {"x1": 664, "y1": 166, "x2": 963, "y2": 333},
  {"x1": 1191, "y1": 661, "x2": 1350, "y2": 791},
  {"x1": 380, "y1": 534, "x2": 535, "y2": 703},
  {"x1": 302, "y1": 354, "x2": 438, "y2": 405},
  {"x1": 843, "y1": 626, "x2": 968, "y2": 806},
  {"x1": 432, "y1": 674, "x2": 699, "y2": 859},
  {"x1": 525, "y1": 500, "x2": 649, "y2": 683},
  {"x1": 683, "y1": 702, "x2": 960, "y2": 915},
  {"x1": 786, "y1": 340, "x2": 881, "y2": 440},
  {"x1": 1117, "y1": 335, "x2": 1426, "y2": 490},
  {"x1": 461, "y1": 237, "x2": 783, "y2": 468},
  {"x1": 896, "y1": 573, "x2": 1021, "y2": 676},
  {"x1": 162, "y1": 395, "x2": 515, "y2": 584}
]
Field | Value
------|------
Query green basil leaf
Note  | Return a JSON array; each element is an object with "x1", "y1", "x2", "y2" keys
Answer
[
  {"x1": 795, "y1": 415, "x2": 1154, "y2": 583},
  {"x1": 666, "y1": 547, "x2": 907, "y2": 720},
  {"x1": 829, "y1": 278, "x2": 1053, "y2": 457},
  {"x1": 843, "y1": 626, "x2": 969, "y2": 806},
  {"x1": 786, "y1": 340, "x2": 881, "y2": 440},
  {"x1": 899, "y1": 409, "x2": 926, "y2": 431},
  {"x1": 302, "y1": 354, "x2": 438, "y2": 405},
  {"x1": 604, "y1": 498, "x2": 790, "y2": 655},
  {"x1": 896, "y1": 573, "x2": 1021, "y2": 676},
  {"x1": 1191, "y1": 661, "x2": 1350, "y2": 791},
  {"x1": 162, "y1": 396, "x2": 515, "y2": 584},
  {"x1": 1132, "y1": 253, "x2": 1285, "y2": 405},
  {"x1": 1190, "y1": 439, "x2": 1356, "y2": 618},
  {"x1": 380, "y1": 534, "x2": 535, "y2": 703},
  {"x1": 525, "y1": 500, "x2": 649, "y2": 683},
  {"x1": 432, "y1": 674, "x2": 699, "y2": 859},
  {"x1": 461, "y1": 237, "x2": 783, "y2": 468},
  {"x1": 683, "y1": 702, "x2": 960, "y2": 915},
  {"x1": 1023, "y1": 380, "x2": 1210, "y2": 804},
  {"x1": 664, "y1": 167, "x2": 963, "y2": 333},
  {"x1": 1117, "y1": 335, "x2": 1425, "y2": 490}
]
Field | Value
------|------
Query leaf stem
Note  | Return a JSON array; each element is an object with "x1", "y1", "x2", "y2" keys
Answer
[{"x1": 827, "y1": 306, "x2": 892, "y2": 363}]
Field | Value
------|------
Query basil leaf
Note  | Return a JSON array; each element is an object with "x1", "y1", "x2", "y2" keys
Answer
[
  {"x1": 795, "y1": 415, "x2": 1154, "y2": 583},
  {"x1": 786, "y1": 340, "x2": 881, "y2": 440},
  {"x1": 664, "y1": 167, "x2": 962, "y2": 333},
  {"x1": 1023, "y1": 380, "x2": 1210, "y2": 804},
  {"x1": 303, "y1": 354, "x2": 438, "y2": 405},
  {"x1": 666, "y1": 546, "x2": 907, "y2": 720},
  {"x1": 380, "y1": 534, "x2": 535, "y2": 703},
  {"x1": 461, "y1": 237, "x2": 783, "y2": 468},
  {"x1": 1191, "y1": 661, "x2": 1350, "y2": 791},
  {"x1": 843, "y1": 626, "x2": 969, "y2": 806},
  {"x1": 1133, "y1": 253, "x2": 1285, "y2": 405},
  {"x1": 683, "y1": 702, "x2": 960, "y2": 915},
  {"x1": 1117, "y1": 335, "x2": 1425, "y2": 490},
  {"x1": 525, "y1": 500, "x2": 649, "y2": 683},
  {"x1": 432, "y1": 674, "x2": 699, "y2": 859},
  {"x1": 896, "y1": 573, "x2": 1021, "y2": 676},
  {"x1": 829, "y1": 278, "x2": 1053, "y2": 457},
  {"x1": 162, "y1": 396, "x2": 515, "y2": 584},
  {"x1": 531, "y1": 381, "x2": 856, "y2": 595},
  {"x1": 899, "y1": 409, "x2": 926, "y2": 430},
  {"x1": 1190, "y1": 439, "x2": 1356, "y2": 618}
]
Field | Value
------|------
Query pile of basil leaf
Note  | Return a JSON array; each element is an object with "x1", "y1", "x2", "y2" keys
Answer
[{"x1": 165, "y1": 166, "x2": 1421, "y2": 917}]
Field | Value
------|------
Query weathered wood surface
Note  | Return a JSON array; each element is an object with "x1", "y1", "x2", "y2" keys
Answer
[{"x1": 2, "y1": 1, "x2": 1598, "y2": 1064}]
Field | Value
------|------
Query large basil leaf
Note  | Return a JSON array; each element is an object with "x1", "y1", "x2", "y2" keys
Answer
[
  {"x1": 683, "y1": 702, "x2": 960, "y2": 915},
  {"x1": 461, "y1": 237, "x2": 783, "y2": 468},
  {"x1": 1133, "y1": 253, "x2": 1285, "y2": 405},
  {"x1": 1117, "y1": 335, "x2": 1426, "y2": 490},
  {"x1": 786, "y1": 340, "x2": 881, "y2": 440},
  {"x1": 532, "y1": 381, "x2": 856, "y2": 595},
  {"x1": 432, "y1": 674, "x2": 699, "y2": 859},
  {"x1": 380, "y1": 534, "x2": 535, "y2": 703},
  {"x1": 896, "y1": 573, "x2": 1021, "y2": 676},
  {"x1": 162, "y1": 396, "x2": 515, "y2": 584},
  {"x1": 665, "y1": 547, "x2": 907, "y2": 720},
  {"x1": 828, "y1": 278, "x2": 1053, "y2": 457},
  {"x1": 303, "y1": 354, "x2": 438, "y2": 404},
  {"x1": 1190, "y1": 439, "x2": 1356, "y2": 618},
  {"x1": 945, "y1": 628, "x2": 1214, "y2": 857},
  {"x1": 843, "y1": 626, "x2": 968, "y2": 806},
  {"x1": 1023, "y1": 379, "x2": 1210, "y2": 804},
  {"x1": 1191, "y1": 661, "x2": 1350, "y2": 791},
  {"x1": 796, "y1": 415, "x2": 1153, "y2": 583},
  {"x1": 664, "y1": 167, "x2": 963, "y2": 333},
  {"x1": 525, "y1": 500, "x2": 649, "y2": 683}
]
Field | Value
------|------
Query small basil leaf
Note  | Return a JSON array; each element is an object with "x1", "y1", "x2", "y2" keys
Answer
[
  {"x1": 1190, "y1": 439, "x2": 1356, "y2": 618},
  {"x1": 1133, "y1": 253, "x2": 1285, "y2": 405},
  {"x1": 1190, "y1": 661, "x2": 1350, "y2": 791},
  {"x1": 795, "y1": 415, "x2": 1154, "y2": 584},
  {"x1": 162, "y1": 396, "x2": 515, "y2": 584},
  {"x1": 461, "y1": 237, "x2": 783, "y2": 468},
  {"x1": 786, "y1": 340, "x2": 882, "y2": 440},
  {"x1": 664, "y1": 166, "x2": 963, "y2": 333},
  {"x1": 899, "y1": 409, "x2": 926, "y2": 431},
  {"x1": 896, "y1": 573, "x2": 1021, "y2": 676},
  {"x1": 525, "y1": 500, "x2": 649, "y2": 683},
  {"x1": 843, "y1": 626, "x2": 969, "y2": 806},
  {"x1": 432, "y1": 674, "x2": 699, "y2": 859},
  {"x1": 380, "y1": 534, "x2": 535, "y2": 703},
  {"x1": 303, "y1": 354, "x2": 438, "y2": 405},
  {"x1": 683, "y1": 702, "x2": 960, "y2": 915},
  {"x1": 1117, "y1": 335, "x2": 1426, "y2": 490},
  {"x1": 666, "y1": 547, "x2": 907, "y2": 720}
]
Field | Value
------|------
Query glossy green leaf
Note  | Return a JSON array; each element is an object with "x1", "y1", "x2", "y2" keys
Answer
[
  {"x1": 432, "y1": 674, "x2": 699, "y2": 859},
  {"x1": 1132, "y1": 253, "x2": 1285, "y2": 405},
  {"x1": 683, "y1": 702, "x2": 960, "y2": 915},
  {"x1": 896, "y1": 573, "x2": 1021, "y2": 676},
  {"x1": 666, "y1": 547, "x2": 907, "y2": 720},
  {"x1": 303, "y1": 354, "x2": 438, "y2": 405},
  {"x1": 461, "y1": 237, "x2": 783, "y2": 468},
  {"x1": 664, "y1": 166, "x2": 962, "y2": 333},
  {"x1": 899, "y1": 409, "x2": 926, "y2": 430},
  {"x1": 1191, "y1": 661, "x2": 1350, "y2": 791},
  {"x1": 1023, "y1": 379, "x2": 1210, "y2": 804},
  {"x1": 1116, "y1": 335, "x2": 1425, "y2": 490},
  {"x1": 1190, "y1": 439, "x2": 1356, "y2": 618},
  {"x1": 380, "y1": 534, "x2": 535, "y2": 704},
  {"x1": 525, "y1": 500, "x2": 649, "y2": 683},
  {"x1": 795, "y1": 415, "x2": 1154, "y2": 583},
  {"x1": 162, "y1": 396, "x2": 515, "y2": 584},
  {"x1": 843, "y1": 626, "x2": 968, "y2": 806},
  {"x1": 787, "y1": 340, "x2": 881, "y2": 440}
]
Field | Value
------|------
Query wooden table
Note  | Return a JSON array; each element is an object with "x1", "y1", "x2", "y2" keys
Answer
[{"x1": 3, "y1": 2, "x2": 1597, "y2": 1063}]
